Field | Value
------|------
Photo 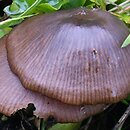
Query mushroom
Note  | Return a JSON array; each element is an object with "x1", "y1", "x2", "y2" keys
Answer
[
  {"x1": 6, "y1": 8, "x2": 130, "y2": 105},
  {"x1": 0, "y1": 7, "x2": 129, "y2": 123},
  {"x1": 0, "y1": 36, "x2": 105, "y2": 122}
]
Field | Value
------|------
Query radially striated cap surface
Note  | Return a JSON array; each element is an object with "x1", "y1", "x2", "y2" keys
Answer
[
  {"x1": 6, "y1": 8, "x2": 130, "y2": 105},
  {"x1": 0, "y1": 36, "x2": 106, "y2": 122}
]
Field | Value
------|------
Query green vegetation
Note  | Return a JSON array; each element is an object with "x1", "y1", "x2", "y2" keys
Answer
[{"x1": 0, "y1": 0, "x2": 130, "y2": 46}]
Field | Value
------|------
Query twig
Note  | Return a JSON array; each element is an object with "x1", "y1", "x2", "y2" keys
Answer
[
  {"x1": 108, "y1": 0, "x2": 130, "y2": 12},
  {"x1": 80, "y1": 116, "x2": 93, "y2": 130},
  {"x1": 118, "y1": 5, "x2": 130, "y2": 14},
  {"x1": 112, "y1": 105, "x2": 130, "y2": 130},
  {"x1": 84, "y1": 117, "x2": 92, "y2": 130}
]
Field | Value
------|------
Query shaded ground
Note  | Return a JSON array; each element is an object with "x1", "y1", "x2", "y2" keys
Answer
[
  {"x1": 0, "y1": 102, "x2": 130, "y2": 130},
  {"x1": 81, "y1": 102, "x2": 130, "y2": 130},
  {"x1": 0, "y1": 0, "x2": 12, "y2": 16}
]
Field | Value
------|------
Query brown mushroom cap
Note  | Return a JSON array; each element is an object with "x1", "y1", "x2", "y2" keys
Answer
[
  {"x1": 6, "y1": 8, "x2": 130, "y2": 105},
  {"x1": 0, "y1": 37, "x2": 106, "y2": 122}
]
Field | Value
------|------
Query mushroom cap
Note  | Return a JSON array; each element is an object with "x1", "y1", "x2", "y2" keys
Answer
[
  {"x1": 0, "y1": 37, "x2": 105, "y2": 122},
  {"x1": 6, "y1": 8, "x2": 130, "y2": 105}
]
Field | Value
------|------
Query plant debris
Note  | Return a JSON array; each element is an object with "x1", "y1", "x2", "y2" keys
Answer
[{"x1": 0, "y1": 103, "x2": 38, "y2": 130}]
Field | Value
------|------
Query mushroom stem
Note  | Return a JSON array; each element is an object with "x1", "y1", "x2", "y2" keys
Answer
[{"x1": 112, "y1": 105, "x2": 130, "y2": 130}]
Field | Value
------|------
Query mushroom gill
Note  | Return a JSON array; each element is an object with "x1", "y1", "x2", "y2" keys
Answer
[
  {"x1": 6, "y1": 8, "x2": 130, "y2": 105},
  {"x1": 0, "y1": 36, "x2": 106, "y2": 122}
]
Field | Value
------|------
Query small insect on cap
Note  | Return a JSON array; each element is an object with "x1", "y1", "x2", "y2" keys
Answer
[{"x1": 6, "y1": 7, "x2": 130, "y2": 105}]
